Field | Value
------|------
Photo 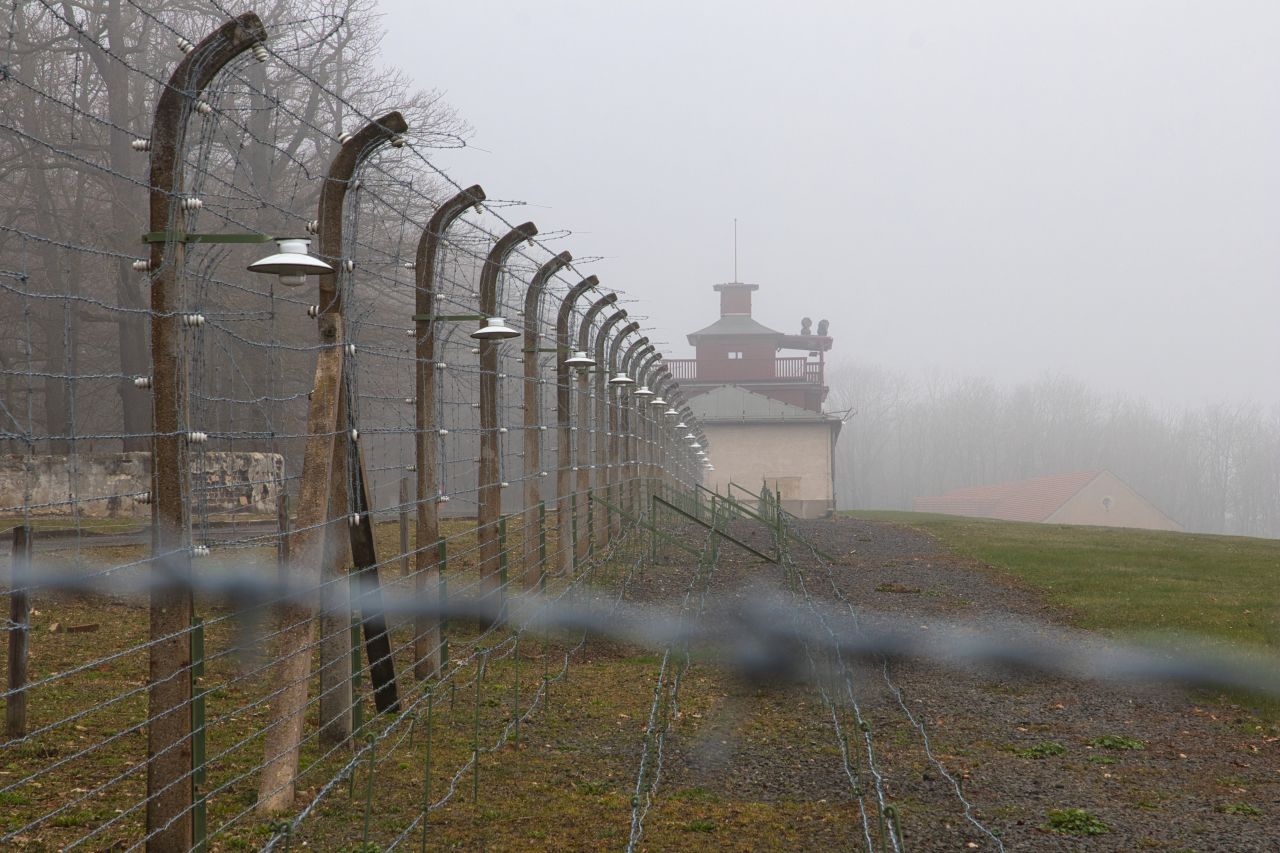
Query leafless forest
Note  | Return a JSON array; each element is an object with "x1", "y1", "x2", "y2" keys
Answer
[{"x1": 832, "y1": 364, "x2": 1280, "y2": 538}]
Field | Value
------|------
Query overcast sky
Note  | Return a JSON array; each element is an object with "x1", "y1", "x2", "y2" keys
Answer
[{"x1": 380, "y1": 1, "x2": 1280, "y2": 409}]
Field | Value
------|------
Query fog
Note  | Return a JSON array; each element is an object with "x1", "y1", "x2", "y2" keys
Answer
[{"x1": 382, "y1": 0, "x2": 1280, "y2": 410}]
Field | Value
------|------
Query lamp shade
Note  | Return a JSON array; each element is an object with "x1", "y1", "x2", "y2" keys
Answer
[
  {"x1": 564, "y1": 350, "x2": 596, "y2": 368},
  {"x1": 608, "y1": 372, "x2": 635, "y2": 386},
  {"x1": 665, "y1": 408, "x2": 679, "y2": 417},
  {"x1": 471, "y1": 317, "x2": 520, "y2": 340},
  {"x1": 675, "y1": 421, "x2": 688, "y2": 429},
  {"x1": 633, "y1": 385, "x2": 654, "y2": 397},
  {"x1": 651, "y1": 397, "x2": 667, "y2": 407},
  {"x1": 248, "y1": 237, "x2": 334, "y2": 286}
]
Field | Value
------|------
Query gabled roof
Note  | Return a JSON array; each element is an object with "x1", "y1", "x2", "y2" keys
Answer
[
  {"x1": 914, "y1": 471, "x2": 1103, "y2": 523},
  {"x1": 689, "y1": 385, "x2": 835, "y2": 424},
  {"x1": 686, "y1": 314, "x2": 783, "y2": 345}
]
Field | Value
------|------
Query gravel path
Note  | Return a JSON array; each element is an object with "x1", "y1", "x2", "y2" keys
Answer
[{"x1": 628, "y1": 515, "x2": 1280, "y2": 851}]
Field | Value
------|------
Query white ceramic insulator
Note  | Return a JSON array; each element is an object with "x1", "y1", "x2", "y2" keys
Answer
[
  {"x1": 403, "y1": 261, "x2": 415, "y2": 269},
  {"x1": 405, "y1": 328, "x2": 415, "y2": 337},
  {"x1": 539, "y1": 471, "x2": 549, "y2": 478},
  {"x1": 307, "y1": 305, "x2": 319, "y2": 318},
  {"x1": 349, "y1": 513, "x2": 362, "y2": 526},
  {"x1": 342, "y1": 259, "x2": 354, "y2": 273},
  {"x1": 390, "y1": 134, "x2": 408, "y2": 148},
  {"x1": 131, "y1": 138, "x2": 151, "y2": 152},
  {"x1": 339, "y1": 132, "x2": 354, "y2": 144},
  {"x1": 473, "y1": 204, "x2": 484, "y2": 216},
  {"x1": 404, "y1": 397, "x2": 415, "y2": 405},
  {"x1": 251, "y1": 42, "x2": 269, "y2": 62},
  {"x1": 136, "y1": 491, "x2": 152, "y2": 504},
  {"x1": 436, "y1": 495, "x2": 450, "y2": 503},
  {"x1": 435, "y1": 363, "x2": 447, "y2": 370},
  {"x1": 406, "y1": 464, "x2": 417, "y2": 471},
  {"x1": 498, "y1": 427, "x2": 508, "y2": 434},
  {"x1": 193, "y1": 545, "x2": 210, "y2": 557},
  {"x1": 306, "y1": 219, "x2": 320, "y2": 234},
  {"x1": 470, "y1": 348, "x2": 480, "y2": 355},
  {"x1": 181, "y1": 197, "x2": 202, "y2": 211},
  {"x1": 188, "y1": 430, "x2": 207, "y2": 443},
  {"x1": 133, "y1": 376, "x2": 152, "y2": 389},
  {"x1": 345, "y1": 343, "x2": 357, "y2": 356},
  {"x1": 195, "y1": 100, "x2": 213, "y2": 115},
  {"x1": 132, "y1": 259, "x2": 152, "y2": 271},
  {"x1": 177, "y1": 37, "x2": 194, "y2": 54},
  {"x1": 350, "y1": 428, "x2": 359, "y2": 442},
  {"x1": 438, "y1": 429, "x2": 448, "y2": 435},
  {"x1": 500, "y1": 482, "x2": 509, "y2": 488}
]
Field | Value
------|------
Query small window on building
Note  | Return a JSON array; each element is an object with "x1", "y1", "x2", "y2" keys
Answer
[
  {"x1": 727, "y1": 351, "x2": 743, "y2": 360},
  {"x1": 766, "y1": 477, "x2": 801, "y2": 501}
]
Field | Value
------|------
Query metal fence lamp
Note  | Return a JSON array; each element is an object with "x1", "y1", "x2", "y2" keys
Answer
[
  {"x1": 609, "y1": 371, "x2": 635, "y2": 386},
  {"x1": 633, "y1": 384, "x2": 654, "y2": 397},
  {"x1": 565, "y1": 350, "x2": 596, "y2": 369},
  {"x1": 471, "y1": 316, "x2": 521, "y2": 340},
  {"x1": 247, "y1": 237, "x2": 334, "y2": 286}
]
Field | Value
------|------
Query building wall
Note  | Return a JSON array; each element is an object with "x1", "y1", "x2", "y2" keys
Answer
[
  {"x1": 1046, "y1": 471, "x2": 1181, "y2": 531},
  {"x1": 0, "y1": 452, "x2": 284, "y2": 518},
  {"x1": 702, "y1": 422, "x2": 835, "y2": 518},
  {"x1": 694, "y1": 338, "x2": 778, "y2": 382}
]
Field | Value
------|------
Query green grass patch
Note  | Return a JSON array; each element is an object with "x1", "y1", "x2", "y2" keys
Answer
[
  {"x1": 1090, "y1": 734, "x2": 1144, "y2": 751},
  {"x1": 1216, "y1": 802, "x2": 1261, "y2": 816},
  {"x1": 1044, "y1": 807, "x2": 1110, "y2": 835},
  {"x1": 846, "y1": 512, "x2": 1280, "y2": 647},
  {"x1": 1015, "y1": 740, "x2": 1066, "y2": 759},
  {"x1": 847, "y1": 511, "x2": 1280, "y2": 715}
]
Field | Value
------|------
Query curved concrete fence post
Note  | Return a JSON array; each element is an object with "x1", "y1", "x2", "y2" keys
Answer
[
  {"x1": 572, "y1": 294, "x2": 618, "y2": 568},
  {"x1": 477, "y1": 222, "x2": 538, "y2": 610},
  {"x1": 144, "y1": 14, "x2": 268, "y2": 845},
  {"x1": 553, "y1": 277, "x2": 599, "y2": 575},
  {"x1": 259, "y1": 109, "x2": 409, "y2": 813},
  {"x1": 522, "y1": 252, "x2": 572, "y2": 588},
  {"x1": 413, "y1": 184, "x2": 485, "y2": 678}
]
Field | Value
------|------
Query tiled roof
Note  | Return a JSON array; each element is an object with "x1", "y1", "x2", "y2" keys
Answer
[
  {"x1": 689, "y1": 385, "x2": 834, "y2": 423},
  {"x1": 913, "y1": 471, "x2": 1104, "y2": 522},
  {"x1": 686, "y1": 314, "x2": 783, "y2": 344}
]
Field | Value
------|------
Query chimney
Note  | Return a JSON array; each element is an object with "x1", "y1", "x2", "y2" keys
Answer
[{"x1": 713, "y1": 282, "x2": 759, "y2": 317}]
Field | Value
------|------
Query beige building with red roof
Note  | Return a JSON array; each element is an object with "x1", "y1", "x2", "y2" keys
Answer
[
  {"x1": 913, "y1": 470, "x2": 1180, "y2": 531},
  {"x1": 674, "y1": 282, "x2": 840, "y2": 518}
]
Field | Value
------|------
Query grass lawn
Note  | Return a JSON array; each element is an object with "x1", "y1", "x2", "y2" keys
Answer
[{"x1": 845, "y1": 511, "x2": 1280, "y2": 654}]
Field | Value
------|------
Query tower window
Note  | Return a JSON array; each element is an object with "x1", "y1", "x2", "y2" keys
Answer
[{"x1": 727, "y1": 351, "x2": 743, "y2": 360}]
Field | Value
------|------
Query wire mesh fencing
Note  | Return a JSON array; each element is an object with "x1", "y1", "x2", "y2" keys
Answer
[{"x1": 1, "y1": 3, "x2": 706, "y2": 848}]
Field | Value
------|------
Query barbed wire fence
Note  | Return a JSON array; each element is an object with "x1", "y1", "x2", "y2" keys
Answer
[
  {"x1": 4, "y1": 4, "x2": 1280, "y2": 852},
  {"x1": 0, "y1": 4, "x2": 712, "y2": 849}
]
